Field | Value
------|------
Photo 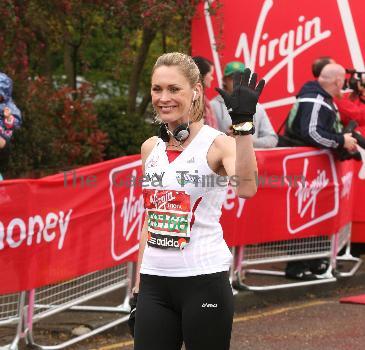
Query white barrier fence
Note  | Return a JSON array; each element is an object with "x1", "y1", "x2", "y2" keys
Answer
[
  {"x1": 233, "y1": 223, "x2": 362, "y2": 290},
  {"x1": 0, "y1": 225, "x2": 363, "y2": 349},
  {"x1": 0, "y1": 264, "x2": 132, "y2": 350},
  {"x1": 0, "y1": 292, "x2": 26, "y2": 350}
]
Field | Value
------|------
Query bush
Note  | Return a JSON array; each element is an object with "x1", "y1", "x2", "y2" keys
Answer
[
  {"x1": 5, "y1": 78, "x2": 108, "y2": 178},
  {"x1": 96, "y1": 97, "x2": 156, "y2": 160}
]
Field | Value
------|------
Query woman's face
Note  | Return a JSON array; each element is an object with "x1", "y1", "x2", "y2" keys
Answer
[
  {"x1": 204, "y1": 65, "x2": 214, "y2": 88},
  {"x1": 151, "y1": 65, "x2": 198, "y2": 124}
]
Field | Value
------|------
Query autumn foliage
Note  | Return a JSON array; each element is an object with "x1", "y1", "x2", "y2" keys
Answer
[{"x1": 0, "y1": 0, "x2": 203, "y2": 178}]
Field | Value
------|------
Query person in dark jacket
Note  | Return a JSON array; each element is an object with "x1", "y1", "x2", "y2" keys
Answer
[
  {"x1": 285, "y1": 64, "x2": 358, "y2": 280},
  {"x1": 286, "y1": 63, "x2": 357, "y2": 153}
]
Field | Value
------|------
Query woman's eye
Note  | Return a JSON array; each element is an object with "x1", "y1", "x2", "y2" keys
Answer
[
  {"x1": 169, "y1": 87, "x2": 180, "y2": 93},
  {"x1": 152, "y1": 87, "x2": 161, "y2": 92}
]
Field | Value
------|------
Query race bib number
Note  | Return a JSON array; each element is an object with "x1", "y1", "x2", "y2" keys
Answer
[{"x1": 143, "y1": 189, "x2": 191, "y2": 250}]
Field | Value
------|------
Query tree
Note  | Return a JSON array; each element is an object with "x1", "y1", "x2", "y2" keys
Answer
[{"x1": 0, "y1": 0, "x2": 206, "y2": 178}]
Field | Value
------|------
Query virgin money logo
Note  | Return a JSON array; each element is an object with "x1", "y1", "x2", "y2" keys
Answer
[
  {"x1": 283, "y1": 150, "x2": 339, "y2": 234},
  {"x1": 109, "y1": 160, "x2": 144, "y2": 261}
]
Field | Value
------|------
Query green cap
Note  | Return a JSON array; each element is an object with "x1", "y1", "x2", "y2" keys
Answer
[{"x1": 223, "y1": 61, "x2": 245, "y2": 77}]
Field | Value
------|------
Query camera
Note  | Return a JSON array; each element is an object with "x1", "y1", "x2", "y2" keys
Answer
[{"x1": 345, "y1": 69, "x2": 365, "y2": 92}]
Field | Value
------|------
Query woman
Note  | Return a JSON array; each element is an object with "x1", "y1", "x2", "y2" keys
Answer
[
  {"x1": 192, "y1": 55, "x2": 218, "y2": 129},
  {"x1": 133, "y1": 52, "x2": 264, "y2": 350}
]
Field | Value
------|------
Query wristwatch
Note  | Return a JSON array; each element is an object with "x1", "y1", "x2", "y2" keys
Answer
[{"x1": 232, "y1": 121, "x2": 255, "y2": 135}]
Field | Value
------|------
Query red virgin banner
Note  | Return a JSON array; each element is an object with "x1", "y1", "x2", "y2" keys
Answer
[
  {"x1": 0, "y1": 155, "x2": 143, "y2": 294},
  {"x1": 192, "y1": 0, "x2": 365, "y2": 130},
  {"x1": 1, "y1": 148, "x2": 364, "y2": 294},
  {"x1": 221, "y1": 148, "x2": 359, "y2": 246}
]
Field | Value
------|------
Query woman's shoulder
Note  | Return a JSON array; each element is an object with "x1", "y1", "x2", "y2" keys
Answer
[
  {"x1": 141, "y1": 136, "x2": 159, "y2": 159},
  {"x1": 210, "y1": 133, "x2": 235, "y2": 156},
  {"x1": 213, "y1": 132, "x2": 234, "y2": 145}
]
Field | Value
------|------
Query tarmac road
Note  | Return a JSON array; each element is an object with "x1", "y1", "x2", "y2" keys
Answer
[
  {"x1": 4, "y1": 257, "x2": 365, "y2": 350},
  {"x1": 88, "y1": 288, "x2": 365, "y2": 350}
]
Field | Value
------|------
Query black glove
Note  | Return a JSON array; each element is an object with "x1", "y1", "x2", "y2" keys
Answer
[
  {"x1": 215, "y1": 68, "x2": 265, "y2": 125},
  {"x1": 343, "y1": 120, "x2": 365, "y2": 149},
  {"x1": 128, "y1": 293, "x2": 138, "y2": 337}
]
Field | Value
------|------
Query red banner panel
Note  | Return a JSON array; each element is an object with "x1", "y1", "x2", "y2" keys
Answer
[
  {"x1": 192, "y1": 0, "x2": 365, "y2": 130},
  {"x1": 0, "y1": 155, "x2": 142, "y2": 294},
  {"x1": 1, "y1": 148, "x2": 364, "y2": 294}
]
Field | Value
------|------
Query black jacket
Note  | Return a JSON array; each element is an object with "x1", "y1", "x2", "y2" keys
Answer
[{"x1": 287, "y1": 81, "x2": 344, "y2": 149}]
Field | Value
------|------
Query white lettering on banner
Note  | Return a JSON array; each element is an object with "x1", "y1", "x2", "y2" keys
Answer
[
  {"x1": 295, "y1": 158, "x2": 329, "y2": 219},
  {"x1": 110, "y1": 160, "x2": 143, "y2": 261},
  {"x1": 341, "y1": 171, "x2": 353, "y2": 199},
  {"x1": 234, "y1": 0, "x2": 331, "y2": 92},
  {"x1": 0, "y1": 210, "x2": 72, "y2": 251},
  {"x1": 120, "y1": 172, "x2": 144, "y2": 242},
  {"x1": 223, "y1": 187, "x2": 245, "y2": 218},
  {"x1": 283, "y1": 150, "x2": 339, "y2": 234}
]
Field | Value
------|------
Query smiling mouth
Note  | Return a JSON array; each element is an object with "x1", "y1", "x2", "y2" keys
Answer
[{"x1": 159, "y1": 106, "x2": 177, "y2": 112}]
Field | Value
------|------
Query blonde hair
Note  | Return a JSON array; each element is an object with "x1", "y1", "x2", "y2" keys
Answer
[{"x1": 152, "y1": 52, "x2": 204, "y2": 123}]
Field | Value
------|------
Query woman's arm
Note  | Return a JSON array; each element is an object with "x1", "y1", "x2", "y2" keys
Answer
[
  {"x1": 133, "y1": 216, "x2": 148, "y2": 293},
  {"x1": 214, "y1": 134, "x2": 258, "y2": 198},
  {"x1": 214, "y1": 69, "x2": 264, "y2": 197},
  {"x1": 133, "y1": 136, "x2": 158, "y2": 293},
  {"x1": 234, "y1": 135, "x2": 258, "y2": 197}
]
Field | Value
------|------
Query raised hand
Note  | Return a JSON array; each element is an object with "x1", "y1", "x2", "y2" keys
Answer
[{"x1": 216, "y1": 68, "x2": 265, "y2": 125}]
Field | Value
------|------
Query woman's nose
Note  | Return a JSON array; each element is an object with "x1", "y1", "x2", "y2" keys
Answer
[{"x1": 160, "y1": 91, "x2": 171, "y2": 101}]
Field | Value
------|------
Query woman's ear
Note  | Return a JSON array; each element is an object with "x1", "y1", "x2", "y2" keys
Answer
[{"x1": 194, "y1": 82, "x2": 203, "y2": 99}]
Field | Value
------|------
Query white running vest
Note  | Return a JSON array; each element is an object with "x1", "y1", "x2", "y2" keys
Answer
[{"x1": 140, "y1": 125, "x2": 233, "y2": 277}]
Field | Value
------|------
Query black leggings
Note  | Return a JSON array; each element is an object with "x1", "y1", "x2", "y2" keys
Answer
[{"x1": 134, "y1": 272, "x2": 234, "y2": 350}]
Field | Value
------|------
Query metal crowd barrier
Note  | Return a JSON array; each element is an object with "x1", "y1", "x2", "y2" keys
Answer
[
  {"x1": 233, "y1": 223, "x2": 362, "y2": 291},
  {"x1": 1, "y1": 226, "x2": 362, "y2": 349},
  {"x1": 334, "y1": 223, "x2": 363, "y2": 277},
  {"x1": 24, "y1": 263, "x2": 132, "y2": 349},
  {"x1": 0, "y1": 292, "x2": 26, "y2": 350}
]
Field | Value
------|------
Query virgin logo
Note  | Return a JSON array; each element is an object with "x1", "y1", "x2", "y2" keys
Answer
[
  {"x1": 203, "y1": 0, "x2": 364, "y2": 111},
  {"x1": 120, "y1": 173, "x2": 144, "y2": 241},
  {"x1": 109, "y1": 160, "x2": 144, "y2": 261},
  {"x1": 234, "y1": 0, "x2": 331, "y2": 93},
  {"x1": 283, "y1": 150, "x2": 339, "y2": 234},
  {"x1": 150, "y1": 191, "x2": 176, "y2": 210},
  {"x1": 295, "y1": 158, "x2": 329, "y2": 219}
]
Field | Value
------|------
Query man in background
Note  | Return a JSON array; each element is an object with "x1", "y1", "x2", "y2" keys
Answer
[
  {"x1": 285, "y1": 63, "x2": 356, "y2": 152},
  {"x1": 211, "y1": 61, "x2": 278, "y2": 148},
  {"x1": 284, "y1": 63, "x2": 357, "y2": 280}
]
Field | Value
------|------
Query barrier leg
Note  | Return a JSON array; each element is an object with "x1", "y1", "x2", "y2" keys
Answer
[
  {"x1": 336, "y1": 240, "x2": 362, "y2": 277},
  {"x1": 25, "y1": 264, "x2": 132, "y2": 350},
  {"x1": 6, "y1": 292, "x2": 26, "y2": 350},
  {"x1": 234, "y1": 234, "x2": 338, "y2": 291},
  {"x1": 232, "y1": 246, "x2": 248, "y2": 291}
]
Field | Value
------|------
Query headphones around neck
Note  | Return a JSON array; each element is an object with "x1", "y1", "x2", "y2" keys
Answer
[{"x1": 159, "y1": 123, "x2": 190, "y2": 143}]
